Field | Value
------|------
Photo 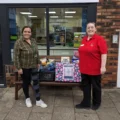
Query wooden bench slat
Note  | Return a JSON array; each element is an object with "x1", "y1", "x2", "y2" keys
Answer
[
  {"x1": 15, "y1": 81, "x2": 80, "y2": 86},
  {"x1": 39, "y1": 82, "x2": 80, "y2": 86}
]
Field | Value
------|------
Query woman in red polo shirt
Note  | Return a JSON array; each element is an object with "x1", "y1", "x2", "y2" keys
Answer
[{"x1": 75, "y1": 22, "x2": 107, "y2": 110}]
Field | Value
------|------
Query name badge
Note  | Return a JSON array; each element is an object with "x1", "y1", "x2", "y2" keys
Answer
[{"x1": 80, "y1": 44, "x2": 84, "y2": 46}]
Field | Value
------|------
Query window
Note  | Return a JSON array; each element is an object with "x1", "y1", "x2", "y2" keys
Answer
[
  {"x1": 49, "y1": 8, "x2": 87, "y2": 56},
  {"x1": 9, "y1": 7, "x2": 87, "y2": 60},
  {"x1": 9, "y1": 8, "x2": 47, "y2": 61}
]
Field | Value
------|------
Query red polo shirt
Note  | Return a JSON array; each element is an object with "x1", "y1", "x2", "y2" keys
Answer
[{"x1": 78, "y1": 34, "x2": 107, "y2": 75}]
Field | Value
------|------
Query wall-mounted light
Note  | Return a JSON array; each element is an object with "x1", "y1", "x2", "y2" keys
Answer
[
  {"x1": 65, "y1": 16, "x2": 73, "y2": 18},
  {"x1": 28, "y1": 16, "x2": 38, "y2": 18},
  {"x1": 20, "y1": 12, "x2": 32, "y2": 15},
  {"x1": 45, "y1": 11, "x2": 56, "y2": 14},
  {"x1": 65, "y1": 11, "x2": 76, "y2": 14},
  {"x1": 50, "y1": 16, "x2": 58, "y2": 18}
]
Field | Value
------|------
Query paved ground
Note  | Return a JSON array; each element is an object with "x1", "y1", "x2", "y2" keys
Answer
[{"x1": 0, "y1": 86, "x2": 120, "y2": 120}]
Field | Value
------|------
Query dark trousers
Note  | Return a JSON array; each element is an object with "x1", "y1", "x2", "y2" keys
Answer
[
  {"x1": 80, "y1": 73, "x2": 101, "y2": 107},
  {"x1": 21, "y1": 68, "x2": 40, "y2": 101}
]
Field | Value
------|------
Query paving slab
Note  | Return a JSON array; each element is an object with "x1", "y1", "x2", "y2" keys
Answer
[
  {"x1": 109, "y1": 91, "x2": 120, "y2": 103},
  {"x1": 101, "y1": 96, "x2": 115, "y2": 108},
  {"x1": 40, "y1": 88, "x2": 56, "y2": 96},
  {"x1": 73, "y1": 90, "x2": 83, "y2": 97},
  {"x1": 101, "y1": 91, "x2": 110, "y2": 98},
  {"x1": 0, "y1": 88, "x2": 9, "y2": 94},
  {"x1": 14, "y1": 95, "x2": 26, "y2": 107},
  {"x1": 114, "y1": 102, "x2": 120, "y2": 114},
  {"x1": 72, "y1": 86, "x2": 80, "y2": 90},
  {"x1": 115, "y1": 89, "x2": 120, "y2": 93},
  {"x1": 52, "y1": 112, "x2": 75, "y2": 120},
  {"x1": 1, "y1": 92, "x2": 15, "y2": 101},
  {"x1": 0, "y1": 113, "x2": 7, "y2": 120},
  {"x1": 29, "y1": 113, "x2": 52, "y2": 120},
  {"x1": 53, "y1": 106, "x2": 74, "y2": 113},
  {"x1": 41, "y1": 95, "x2": 55, "y2": 105},
  {"x1": 0, "y1": 92, "x2": 16, "y2": 110},
  {"x1": 55, "y1": 89, "x2": 73, "y2": 97},
  {"x1": 32, "y1": 105, "x2": 54, "y2": 113},
  {"x1": 52, "y1": 106, "x2": 75, "y2": 120},
  {"x1": 0, "y1": 101, "x2": 13, "y2": 113},
  {"x1": 96, "y1": 108, "x2": 120, "y2": 120},
  {"x1": 0, "y1": 88, "x2": 11, "y2": 100},
  {"x1": 0, "y1": 93, "x2": 3, "y2": 99},
  {"x1": 4, "y1": 106, "x2": 32, "y2": 120},
  {"x1": 55, "y1": 96, "x2": 73, "y2": 107},
  {"x1": 0, "y1": 88, "x2": 5, "y2": 92},
  {"x1": 75, "y1": 113, "x2": 99, "y2": 120}
]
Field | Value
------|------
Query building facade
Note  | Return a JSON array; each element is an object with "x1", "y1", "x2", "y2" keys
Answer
[
  {"x1": 97, "y1": 0, "x2": 120, "y2": 87},
  {"x1": 1, "y1": 0, "x2": 120, "y2": 88}
]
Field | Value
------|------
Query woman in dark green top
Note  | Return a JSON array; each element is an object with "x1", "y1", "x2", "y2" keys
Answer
[{"x1": 14, "y1": 26, "x2": 47, "y2": 108}]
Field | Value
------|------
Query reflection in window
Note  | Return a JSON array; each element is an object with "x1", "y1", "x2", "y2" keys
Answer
[
  {"x1": 9, "y1": 8, "x2": 47, "y2": 61},
  {"x1": 9, "y1": 7, "x2": 87, "y2": 59},
  {"x1": 49, "y1": 8, "x2": 87, "y2": 56}
]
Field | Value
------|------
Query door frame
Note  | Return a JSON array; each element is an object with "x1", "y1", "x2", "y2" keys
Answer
[{"x1": 117, "y1": 31, "x2": 120, "y2": 88}]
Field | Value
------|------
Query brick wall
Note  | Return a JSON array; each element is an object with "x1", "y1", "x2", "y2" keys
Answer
[{"x1": 97, "y1": 0, "x2": 120, "y2": 87}]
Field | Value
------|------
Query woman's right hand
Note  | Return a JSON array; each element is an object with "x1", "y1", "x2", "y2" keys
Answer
[
  {"x1": 18, "y1": 69, "x2": 23, "y2": 74},
  {"x1": 74, "y1": 51, "x2": 79, "y2": 58}
]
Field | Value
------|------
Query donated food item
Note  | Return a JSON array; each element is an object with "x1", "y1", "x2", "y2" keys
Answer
[
  {"x1": 61, "y1": 57, "x2": 70, "y2": 63},
  {"x1": 39, "y1": 61, "x2": 55, "y2": 72},
  {"x1": 72, "y1": 56, "x2": 79, "y2": 64},
  {"x1": 74, "y1": 51, "x2": 79, "y2": 57},
  {"x1": 40, "y1": 58, "x2": 47, "y2": 66}
]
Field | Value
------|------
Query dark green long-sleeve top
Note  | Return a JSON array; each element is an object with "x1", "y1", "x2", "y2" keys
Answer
[{"x1": 13, "y1": 38, "x2": 40, "y2": 70}]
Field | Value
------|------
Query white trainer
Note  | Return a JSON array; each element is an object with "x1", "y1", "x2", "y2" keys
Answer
[
  {"x1": 25, "y1": 98, "x2": 32, "y2": 107},
  {"x1": 36, "y1": 99, "x2": 47, "y2": 108}
]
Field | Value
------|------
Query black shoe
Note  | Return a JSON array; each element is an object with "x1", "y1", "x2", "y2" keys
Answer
[
  {"x1": 92, "y1": 105, "x2": 100, "y2": 110},
  {"x1": 75, "y1": 104, "x2": 90, "y2": 109}
]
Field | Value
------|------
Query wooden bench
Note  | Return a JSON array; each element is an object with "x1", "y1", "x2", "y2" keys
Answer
[
  {"x1": 5, "y1": 56, "x2": 80, "y2": 100},
  {"x1": 5, "y1": 65, "x2": 16, "y2": 87}
]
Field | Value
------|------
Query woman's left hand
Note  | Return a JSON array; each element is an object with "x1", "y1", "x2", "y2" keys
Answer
[{"x1": 100, "y1": 67, "x2": 106, "y2": 74}]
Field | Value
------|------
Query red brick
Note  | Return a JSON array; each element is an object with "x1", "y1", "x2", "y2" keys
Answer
[
  {"x1": 116, "y1": 9, "x2": 120, "y2": 12},
  {"x1": 107, "y1": 9, "x2": 116, "y2": 12},
  {"x1": 102, "y1": 19, "x2": 112, "y2": 22},
  {"x1": 114, "y1": 22, "x2": 120, "y2": 25},
  {"x1": 111, "y1": 26, "x2": 120, "y2": 29},
  {"x1": 117, "y1": 2, "x2": 120, "y2": 5},
  {"x1": 112, "y1": 0, "x2": 120, "y2": 2},
  {"x1": 96, "y1": 26, "x2": 102, "y2": 29},
  {"x1": 102, "y1": 13, "x2": 111, "y2": 15},
  {"x1": 97, "y1": 6, "x2": 102, "y2": 9},
  {"x1": 96, "y1": 19, "x2": 102, "y2": 22},
  {"x1": 97, "y1": 13, "x2": 102, "y2": 15},
  {"x1": 106, "y1": 16, "x2": 116, "y2": 18},
  {"x1": 96, "y1": 1, "x2": 119, "y2": 87}
]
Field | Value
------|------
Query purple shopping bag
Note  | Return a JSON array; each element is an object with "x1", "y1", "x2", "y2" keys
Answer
[{"x1": 55, "y1": 62, "x2": 81, "y2": 82}]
